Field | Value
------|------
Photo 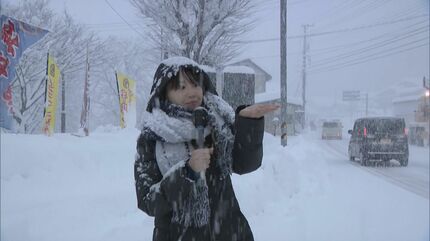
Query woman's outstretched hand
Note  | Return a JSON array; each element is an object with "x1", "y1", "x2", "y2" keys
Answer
[{"x1": 238, "y1": 103, "x2": 280, "y2": 119}]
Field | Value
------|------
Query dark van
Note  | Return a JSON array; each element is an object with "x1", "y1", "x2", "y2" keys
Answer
[{"x1": 348, "y1": 117, "x2": 409, "y2": 166}]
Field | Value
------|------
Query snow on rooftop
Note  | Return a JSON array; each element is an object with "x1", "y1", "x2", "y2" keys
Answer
[
  {"x1": 223, "y1": 66, "x2": 254, "y2": 74},
  {"x1": 392, "y1": 81, "x2": 427, "y2": 103},
  {"x1": 391, "y1": 79, "x2": 425, "y2": 95},
  {"x1": 392, "y1": 95, "x2": 421, "y2": 103}
]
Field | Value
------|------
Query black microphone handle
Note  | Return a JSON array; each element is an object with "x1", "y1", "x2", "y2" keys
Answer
[
  {"x1": 196, "y1": 126, "x2": 205, "y2": 149},
  {"x1": 195, "y1": 126, "x2": 206, "y2": 180}
]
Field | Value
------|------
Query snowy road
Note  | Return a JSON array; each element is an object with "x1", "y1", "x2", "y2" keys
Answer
[
  {"x1": 320, "y1": 135, "x2": 430, "y2": 200},
  {"x1": 237, "y1": 131, "x2": 429, "y2": 241}
]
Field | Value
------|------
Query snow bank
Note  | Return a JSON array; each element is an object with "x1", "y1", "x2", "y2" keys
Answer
[{"x1": 1, "y1": 129, "x2": 428, "y2": 241}]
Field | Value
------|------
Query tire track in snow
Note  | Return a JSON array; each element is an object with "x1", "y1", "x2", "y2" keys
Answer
[{"x1": 322, "y1": 140, "x2": 429, "y2": 200}]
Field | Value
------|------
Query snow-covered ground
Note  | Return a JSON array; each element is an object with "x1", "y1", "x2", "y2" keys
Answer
[{"x1": 1, "y1": 127, "x2": 429, "y2": 241}]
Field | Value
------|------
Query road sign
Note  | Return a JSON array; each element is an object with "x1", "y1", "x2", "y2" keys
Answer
[{"x1": 342, "y1": 90, "x2": 360, "y2": 101}]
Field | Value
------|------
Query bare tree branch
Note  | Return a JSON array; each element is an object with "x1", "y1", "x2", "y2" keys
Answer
[{"x1": 130, "y1": 0, "x2": 256, "y2": 65}]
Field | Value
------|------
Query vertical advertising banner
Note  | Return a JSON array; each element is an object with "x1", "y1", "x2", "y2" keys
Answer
[
  {"x1": 0, "y1": 15, "x2": 48, "y2": 130},
  {"x1": 116, "y1": 72, "x2": 136, "y2": 128},
  {"x1": 43, "y1": 55, "x2": 61, "y2": 136}
]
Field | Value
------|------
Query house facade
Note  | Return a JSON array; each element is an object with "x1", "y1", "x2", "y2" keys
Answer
[
  {"x1": 255, "y1": 92, "x2": 303, "y2": 136},
  {"x1": 392, "y1": 80, "x2": 429, "y2": 146},
  {"x1": 229, "y1": 58, "x2": 272, "y2": 94},
  {"x1": 204, "y1": 60, "x2": 302, "y2": 136}
]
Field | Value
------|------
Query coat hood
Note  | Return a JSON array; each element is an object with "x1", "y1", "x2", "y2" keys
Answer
[{"x1": 146, "y1": 56, "x2": 217, "y2": 112}]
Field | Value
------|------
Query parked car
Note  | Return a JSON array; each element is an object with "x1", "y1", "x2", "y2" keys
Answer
[
  {"x1": 408, "y1": 122, "x2": 429, "y2": 147},
  {"x1": 322, "y1": 121, "x2": 343, "y2": 139},
  {"x1": 348, "y1": 117, "x2": 409, "y2": 166}
]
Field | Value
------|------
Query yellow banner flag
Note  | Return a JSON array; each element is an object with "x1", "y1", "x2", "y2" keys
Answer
[
  {"x1": 43, "y1": 55, "x2": 61, "y2": 136},
  {"x1": 116, "y1": 72, "x2": 136, "y2": 128}
]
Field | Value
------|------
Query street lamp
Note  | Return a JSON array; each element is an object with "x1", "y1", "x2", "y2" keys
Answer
[{"x1": 424, "y1": 77, "x2": 429, "y2": 146}]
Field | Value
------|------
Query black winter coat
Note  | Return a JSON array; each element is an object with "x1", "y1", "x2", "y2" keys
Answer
[{"x1": 134, "y1": 112, "x2": 265, "y2": 241}]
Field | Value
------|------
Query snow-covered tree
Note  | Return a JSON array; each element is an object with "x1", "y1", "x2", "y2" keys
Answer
[
  {"x1": 130, "y1": 0, "x2": 255, "y2": 66},
  {"x1": 4, "y1": 0, "x2": 158, "y2": 133},
  {"x1": 4, "y1": 0, "x2": 109, "y2": 133},
  {"x1": 88, "y1": 37, "x2": 154, "y2": 129}
]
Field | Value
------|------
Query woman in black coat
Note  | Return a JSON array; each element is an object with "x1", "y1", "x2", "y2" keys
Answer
[{"x1": 134, "y1": 57, "x2": 278, "y2": 241}]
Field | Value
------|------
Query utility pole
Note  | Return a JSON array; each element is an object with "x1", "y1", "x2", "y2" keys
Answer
[
  {"x1": 423, "y1": 76, "x2": 429, "y2": 146},
  {"x1": 61, "y1": 72, "x2": 66, "y2": 133},
  {"x1": 215, "y1": 66, "x2": 224, "y2": 98},
  {"x1": 365, "y1": 93, "x2": 368, "y2": 117},
  {"x1": 280, "y1": 0, "x2": 287, "y2": 146},
  {"x1": 301, "y1": 24, "x2": 312, "y2": 129},
  {"x1": 79, "y1": 46, "x2": 90, "y2": 136}
]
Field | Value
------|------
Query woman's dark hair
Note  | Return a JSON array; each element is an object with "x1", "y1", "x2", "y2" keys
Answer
[
  {"x1": 146, "y1": 63, "x2": 217, "y2": 112},
  {"x1": 159, "y1": 66, "x2": 207, "y2": 102}
]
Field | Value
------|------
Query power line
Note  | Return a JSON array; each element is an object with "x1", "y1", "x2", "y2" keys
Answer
[
  {"x1": 234, "y1": 14, "x2": 429, "y2": 44},
  {"x1": 318, "y1": 0, "x2": 393, "y2": 29},
  {"x1": 310, "y1": 25, "x2": 429, "y2": 67},
  {"x1": 291, "y1": 14, "x2": 429, "y2": 39},
  {"x1": 339, "y1": 0, "x2": 393, "y2": 23},
  {"x1": 373, "y1": 2, "x2": 427, "y2": 23},
  {"x1": 313, "y1": 0, "x2": 360, "y2": 24},
  {"x1": 308, "y1": 19, "x2": 428, "y2": 56},
  {"x1": 311, "y1": 33, "x2": 429, "y2": 69},
  {"x1": 309, "y1": 42, "x2": 428, "y2": 74},
  {"x1": 104, "y1": 0, "x2": 146, "y2": 39},
  {"x1": 83, "y1": 21, "x2": 147, "y2": 32},
  {"x1": 83, "y1": 21, "x2": 142, "y2": 26},
  {"x1": 309, "y1": 38, "x2": 429, "y2": 74}
]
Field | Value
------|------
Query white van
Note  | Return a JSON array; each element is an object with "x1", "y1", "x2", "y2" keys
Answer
[{"x1": 322, "y1": 121, "x2": 343, "y2": 140}]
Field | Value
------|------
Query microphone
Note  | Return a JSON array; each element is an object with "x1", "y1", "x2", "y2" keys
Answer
[
  {"x1": 192, "y1": 107, "x2": 209, "y2": 180},
  {"x1": 192, "y1": 107, "x2": 208, "y2": 148}
]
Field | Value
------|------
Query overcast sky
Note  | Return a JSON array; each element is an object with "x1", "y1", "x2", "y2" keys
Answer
[
  {"x1": 242, "y1": 0, "x2": 429, "y2": 114},
  {"x1": 4, "y1": 0, "x2": 430, "y2": 118}
]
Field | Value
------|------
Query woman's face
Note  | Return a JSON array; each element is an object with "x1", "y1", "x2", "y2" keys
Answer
[{"x1": 166, "y1": 70, "x2": 203, "y2": 110}]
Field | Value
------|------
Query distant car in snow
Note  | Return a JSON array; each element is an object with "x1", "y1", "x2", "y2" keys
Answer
[
  {"x1": 348, "y1": 117, "x2": 409, "y2": 166},
  {"x1": 321, "y1": 121, "x2": 343, "y2": 139}
]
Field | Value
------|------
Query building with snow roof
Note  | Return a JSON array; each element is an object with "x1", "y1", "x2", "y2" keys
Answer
[
  {"x1": 229, "y1": 58, "x2": 272, "y2": 94},
  {"x1": 203, "y1": 59, "x2": 303, "y2": 136},
  {"x1": 255, "y1": 91, "x2": 303, "y2": 136},
  {"x1": 392, "y1": 80, "x2": 429, "y2": 125}
]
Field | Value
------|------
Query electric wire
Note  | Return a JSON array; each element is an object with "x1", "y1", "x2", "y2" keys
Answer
[
  {"x1": 309, "y1": 38, "x2": 429, "y2": 74},
  {"x1": 310, "y1": 24, "x2": 429, "y2": 67},
  {"x1": 325, "y1": 0, "x2": 392, "y2": 27},
  {"x1": 307, "y1": 19, "x2": 428, "y2": 56},
  {"x1": 234, "y1": 14, "x2": 428, "y2": 44},
  {"x1": 103, "y1": 0, "x2": 146, "y2": 39}
]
